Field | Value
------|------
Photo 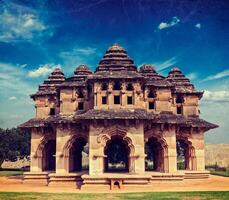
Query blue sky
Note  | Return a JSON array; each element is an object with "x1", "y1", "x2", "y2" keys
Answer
[{"x1": 0, "y1": 0, "x2": 229, "y2": 143}]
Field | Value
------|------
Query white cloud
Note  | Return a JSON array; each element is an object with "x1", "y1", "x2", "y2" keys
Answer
[
  {"x1": 158, "y1": 17, "x2": 180, "y2": 30},
  {"x1": 0, "y1": 62, "x2": 35, "y2": 95},
  {"x1": 195, "y1": 23, "x2": 201, "y2": 29},
  {"x1": 19, "y1": 64, "x2": 27, "y2": 68},
  {"x1": 187, "y1": 72, "x2": 197, "y2": 80},
  {"x1": 0, "y1": 62, "x2": 36, "y2": 128},
  {"x1": 202, "y1": 69, "x2": 229, "y2": 82},
  {"x1": 59, "y1": 46, "x2": 100, "y2": 73},
  {"x1": 200, "y1": 89, "x2": 229, "y2": 143},
  {"x1": 28, "y1": 64, "x2": 61, "y2": 78},
  {"x1": 9, "y1": 96, "x2": 17, "y2": 100},
  {"x1": 201, "y1": 99, "x2": 229, "y2": 143},
  {"x1": 74, "y1": 47, "x2": 97, "y2": 56},
  {"x1": 203, "y1": 90, "x2": 229, "y2": 102},
  {"x1": 154, "y1": 56, "x2": 178, "y2": 71},
  {"x1": 0, "y1": 3, "x2": 50, "y2": 43},
  {"x1": 60, "y1": 47, "x2": 97, "y2": 58}
]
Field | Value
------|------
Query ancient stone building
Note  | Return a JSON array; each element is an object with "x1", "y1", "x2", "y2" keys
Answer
[{"x1": 19, "y1": 44, "x2": 218, "y2": 189}]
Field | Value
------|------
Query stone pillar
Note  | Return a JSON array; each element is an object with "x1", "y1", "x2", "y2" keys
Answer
[
  {"x1": 108, "y1": 82, "x2": 113, "y2": 108},
  {"x1": 188, "y1": 132, "x2": 205, "y2": 171},
  {"x1": 163, "y1": 127, "x2": 177, "y2": 173},
  {"x1": 30, "y1": 128, "x2": 44, "y2": 172},
  {"x1": 55, "y1": 125, "x2": 72, "y2": 174},
  {"x1": 129, "y1": 124, "x2": 145, "y2": 174},
  {"x1": 89, "y1": 125, "x2": 104, "y2": 175},
  {"x1": 121, "y1": 91, "x2": 126, "y2": 107}
]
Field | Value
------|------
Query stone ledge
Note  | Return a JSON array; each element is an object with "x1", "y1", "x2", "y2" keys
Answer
[{"x1": 23, "y1": 172, "x2": 49, "y2": 186}]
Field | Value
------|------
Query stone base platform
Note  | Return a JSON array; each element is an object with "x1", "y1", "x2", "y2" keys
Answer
[
  {"x1": 81, "y1": 173, "x2": 152, "y2": 190},
  {"x1": 23, "y1": 170, "x2": 210, "y2": 190},
  {"x1": 149, "y1": 172, "x2": 184, "y2": 181},
  {"x1": 23, "y1": 172, "x2": 50, "y2": 186},
  {"x1": 48, "y1": 172, "x2": 86, "y2": 188},
  {"x1": 183, "y1": 170, "x2": 210, "y2": 179}
]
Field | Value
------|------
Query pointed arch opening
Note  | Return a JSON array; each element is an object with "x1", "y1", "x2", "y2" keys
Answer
[
  {"x1": 176, "y1": 139, "x2": 196, "y2": 170},
  {"x1": 145, "y1": 136, "x2": 167, "y2": 172},
  {"x1": 104, "y1": 136, "x2": 130, "y2": 172},
  {"x1": 126, "y1": 83, "x2": 134, "y2": 91},
  {"x1": 42, "y1": 140, "x2": 56, "y2": 171},
  {"x1": 101, "y1": 82, "x2": 108, "y2": 91},
  {"x1": 69, "y1": 137, "x2": 89, "y2": 172},
  {"x1": 113, "y1": 81, "x2": 121, "y2": 90}
]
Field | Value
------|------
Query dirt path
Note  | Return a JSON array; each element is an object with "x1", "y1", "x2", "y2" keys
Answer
[{"x1": 0, "y1": 175, "x2": 228, "y2": 193}]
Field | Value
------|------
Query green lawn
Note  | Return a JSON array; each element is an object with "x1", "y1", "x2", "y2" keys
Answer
[
  {"x1": 0, "y1": 191, "x2": 228, "y2": 200},
  {"x1": 210, "y1": 170, "x2": 229, "y2": 177},
  {"x1": 0, "y1": 170, "x2": 23, "y2": 177},
  {"x1": 206, "y1": 167, "x2": 229, "y2": 177}
]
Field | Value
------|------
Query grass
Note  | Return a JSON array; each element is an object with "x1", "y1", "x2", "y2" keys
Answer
[
  {"x1": 210, "y1": 170, "x2": 229, "y2": 177},
  {"x1": 0, "y1": 170, "x2": 23, "y2": 177},
  {"x1": 0, "y1": 191, "x2": 228, "y2": 200},
  {"x1": 206, "y1": 166, "x2": 229, "y2": 177}
]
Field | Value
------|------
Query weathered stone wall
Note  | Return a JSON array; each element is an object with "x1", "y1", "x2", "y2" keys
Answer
[{"x1": 205, "y1": 144, "x2": 229, "y2": 167}]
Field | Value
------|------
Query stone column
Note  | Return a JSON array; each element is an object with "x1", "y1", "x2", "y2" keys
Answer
[
  {"x1": 121, "y1": 83, "x2": 126, "y2": 107},
  {"x1": 163, "y1": 126, "x2": 177, "y2": 173},
  {"x1": 55, "y1": 125, "x2": 72, "y2": 174},
  {"x1": 89, "y1": 125, "x2": 104, "y2": 175},
  {"x1": 129, "y1": 124, "x2": 145, "y2": 174},
  {"x1": 108, "y1": 82, "x2": 113, "y2": 108},
  {"x1": 30, "y1": 128, "x2": 44, "y2": 172},
  {"x1": 188, "y1": 131, "x2": 205, "y2": 171}
]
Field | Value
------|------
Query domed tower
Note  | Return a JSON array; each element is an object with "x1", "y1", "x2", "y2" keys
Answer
[
  {"x1": 167, "y1": 67, "x2": 194, "y2": 89},
  {"x1": 31, "y1": 67, "x2": 65, "y2": 118},
  {"x1": 33, "y1": 67, "x2": 65, "y2": 96},
  {"x1": 41, "y1": 68, "x2": 65, "y2": 86},
  {"x1": 95, "y1": 43, "x2": 137, "y2": 73},
  {"x1": 74, "y1": 64, "x2": 93, "y2": 76},
  {"x1": 167, "y1": 67, "x2": 203, "y2": 116},
  {"x1": 57, "y1": 64, "x2": 93, "y2": 114},
  {"x1": 139, "y1": 64, "x2": 164, "y2": 80}
]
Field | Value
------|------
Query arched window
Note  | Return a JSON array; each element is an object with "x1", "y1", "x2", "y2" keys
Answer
[
  {"x1": 177, "y1": 106, "x2": 182, "y2": 114},
  {"x1": 77, "y1": 90, "x2": 84, "y2": 98},
  {"x1": 176, "y1": 95, "x2": 184, "y2": 104},
  {"x1": 126, "y1": 83, "x2": 134, "y2": 91},
  {"x1": 101, "y1": 82, "x2": 108, "y2": 91},
  {"x1": 49, "y1": 108, "x2": 55, "y2": 115},
  {"x1": 148, "y1": 90, "x2": 156, "y2": 98},
  {"x1": 113, "y1": 81, "x2": 121, "y2": 90}
]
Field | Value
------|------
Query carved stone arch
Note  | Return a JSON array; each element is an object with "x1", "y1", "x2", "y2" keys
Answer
[
  {"x1": 146, "y1": 87, "x2": 156, "y2": 98},
  {"x1": 35, "y1": 133, "x2": 56, "y2": 172},
  {"x1": 123, "y1": 136, "x2": 135, "y2": 156},
  {"x1": 101, "y1": 82, "x2": 108, "y2": 91},
  {"x1": 144, "y1": 127, "x2": 163, "y2": 141},
  {"x1": 144, "y1": 129, "x2": 169, "y2": 172},
  {"x1": 98, "y1": 126, "x2": 136, "y2": 173},
  {"x1": 97, "y1": 125, "x2": 128, "y2": 146},
  {"x1": 176, "y1": 135, "x2": 197, "y2": 170},
  {"x1": 36, "y1": 134, "x2": 54, "y2": 158},
  {"x1": 63, "y1": 133, "x2": 88, "y2": 157},
  {"x1": 62, "y1": 133, "x2": 88, "y2": 172}
]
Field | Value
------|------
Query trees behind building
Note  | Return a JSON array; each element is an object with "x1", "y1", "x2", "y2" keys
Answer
[{"x1": 0, "y1": 128, "x2": 30, "y2": 169}]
